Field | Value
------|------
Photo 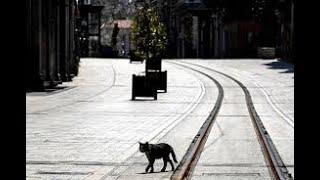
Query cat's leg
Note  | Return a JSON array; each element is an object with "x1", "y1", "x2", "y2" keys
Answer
[
  {"x1": 161, "y1": 157, "x2": 168, "y2": 172},
  {"x1": 168, "y1": 158, "x2": 175, "y2": 171},
  {"x1": 145, "y1": 164, "x2": 151, "y2": 173},
  {"x1": 149, "y1": 159, "x2": 155, "y2": 173}
]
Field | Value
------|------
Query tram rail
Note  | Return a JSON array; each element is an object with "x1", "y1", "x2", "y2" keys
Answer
[{"x1": 168, "y1": 61, "x2": 293, "y2": 180}]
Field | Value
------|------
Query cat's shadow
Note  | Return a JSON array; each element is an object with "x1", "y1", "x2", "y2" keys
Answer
[{"x1": 137, "y1": 171, "x2": 170, "y2": 174}]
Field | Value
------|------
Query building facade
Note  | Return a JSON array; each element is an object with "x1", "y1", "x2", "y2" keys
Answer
[
  {"x1": 275, "y1": 0, "x2": 295, "y2": 62},
  {"x1": 78, "y1": 1, "x2": 104, "y2": 57},
  {"x1": 26, "y1": 0, "x2": 80, "y2": 91},
  {"x1": 168, "y1": 0, "x2": 224, "y2": 58},
  {"x1": 154, "y1": 0, "x2": 280, "y2": 59}
]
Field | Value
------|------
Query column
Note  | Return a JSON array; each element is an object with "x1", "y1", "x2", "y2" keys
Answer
[
  {"x1": 56, "y1": 0, "x2": 62, "y2": 82},
  {"x1": 69, "y1": 0, "x2": 75, "y2": 76},
  {"x1": 41, "y1": 0, "x2": 49, "y2": 86},
  {"x1": 192, "y1": 16, "x2": 199, "y2": 58},
  {"x1": 48, "y1": 0, "x2": 58, "y2": 85}
]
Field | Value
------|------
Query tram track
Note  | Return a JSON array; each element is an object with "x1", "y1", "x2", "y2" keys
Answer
[
  {"x1": 168, "y1": 61, "x2": 293, "y2": 180},
  {"x1": 168, "y1": 61, "x2": 224, "y2": 180}
]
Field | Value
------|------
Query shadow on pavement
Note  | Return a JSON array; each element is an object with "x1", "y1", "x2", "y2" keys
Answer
[
  {"x1": 263, "y1": 60, "x2": 294, "y2": 74},
  {"x1": 136, "y1": 170, "x2": 170, "y2": 174}
]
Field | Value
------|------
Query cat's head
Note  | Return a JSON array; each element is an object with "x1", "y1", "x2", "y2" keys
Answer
[{"x1": 139, "y1": 141, "x2": 150, "y2": 152}]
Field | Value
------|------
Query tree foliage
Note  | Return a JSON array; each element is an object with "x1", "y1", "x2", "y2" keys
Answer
[{"x1": 131, "y1": 3, "x2": 167, "y2": 60}]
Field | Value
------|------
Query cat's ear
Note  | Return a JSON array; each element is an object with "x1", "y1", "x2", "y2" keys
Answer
[
  {"x1": 138, "y1": 141, "x2": 142, "y2": 144},
  {"x1": 145, "y1": 142, "x2": 149, "y2": 145}
]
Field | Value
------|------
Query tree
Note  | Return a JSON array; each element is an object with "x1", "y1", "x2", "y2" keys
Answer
[{"x1": 131, "y1": 3, "x2": 167, "y2": 61}]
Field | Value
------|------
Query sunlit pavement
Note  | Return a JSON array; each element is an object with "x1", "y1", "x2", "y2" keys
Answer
[
  {"x1": 26, "y1": 58, "x2": 293, "y2": 180},
  {"x1": 26, "y1": 58, "x2": 215, "y2": 179},
  {"x1": 181, "y1": 59, "x2": 294, "y2": 179}
]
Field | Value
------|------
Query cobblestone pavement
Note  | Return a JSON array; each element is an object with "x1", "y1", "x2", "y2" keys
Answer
[
  {"x1": 170, "y1": 61, "x2": 273, "y2": 180},
  {"x1": 26, "y1": 58, "x2": 294, "y2": 180},
  {"x1": 111, "y1": 62, "x2": 219, "y2": 180},
  {"x1": 182, "y1": 59, "x2": 294, "y2": 124},
  {"x1": 111, "y1": 59, "x2": 294, "y2": 179},
  {"x1": 177, "y1": 59, "x2": 294, "y2": 178},
  {"x1": 26, "y1": 58, "x2": 212, "y2": 180}
]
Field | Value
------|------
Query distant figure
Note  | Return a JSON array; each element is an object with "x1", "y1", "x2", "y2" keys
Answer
[
  {"x1": 139, "y1": 142, "x2": 178, "y2": 173},
  {"x1": 111, "y1": 23, "x2": 120, "y2": 51}
]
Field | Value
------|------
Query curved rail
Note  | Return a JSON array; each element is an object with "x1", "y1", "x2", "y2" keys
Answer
[
  {"x1": 252, "y1": 81, "x2": 294, "y2": 128},
  {"x1": 167, "y1": 61, "x2": 224, "y2": 180},
  {"x1": 177, "y1": 61, "x2": 293, "y2": 180}
]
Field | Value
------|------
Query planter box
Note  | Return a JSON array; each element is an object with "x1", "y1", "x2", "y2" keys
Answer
[
  {"x1": 132, "y1": 74, "x2": 157, "y2": 100},
  {"x1": 146, "y1": 57, "x2": 162, "y2": 71},
  {"x1": 129, "y1": 51, "x2": 143, "y2": 63},
  {"x1": 147, "y1": 71, "x2": 167, "y2": 93}
]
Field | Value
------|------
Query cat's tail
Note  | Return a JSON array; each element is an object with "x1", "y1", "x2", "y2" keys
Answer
[{"x1": 170, "y1": 149, "x2": 178, "y2": 163}]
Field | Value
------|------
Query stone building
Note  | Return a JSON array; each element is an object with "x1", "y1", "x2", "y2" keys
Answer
[
  {"x1": 26, "y1": 0, "x2": 80, "y2": 91},
  {"x1": 154, "y1": 0, "x2": 278, "y2": 58},
  {"x1": 85, "y1": 0, "x2": 136, "y2": 57},
  {"x1": 78, "y1": 0, "x2": 104, "y2": 57},
  {"x1": 275, "y1": 0, "x2": 295, "y2": 62},
  {"x1": 168, "y1": 0, "x2": 221, "y2": 58}
]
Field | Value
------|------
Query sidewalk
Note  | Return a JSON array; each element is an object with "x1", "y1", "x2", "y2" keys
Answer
[{"x1": 26, "y1": 58, "x2": 215, "y2": 180}]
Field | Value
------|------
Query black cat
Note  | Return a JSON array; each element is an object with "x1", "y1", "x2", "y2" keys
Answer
[{"x1": 139, "y1": 142, "x2": 178, "y2": 173}]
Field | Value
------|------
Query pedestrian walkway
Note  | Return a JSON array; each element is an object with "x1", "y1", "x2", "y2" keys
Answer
[
  {"x1": 26, "y1": 58, "x2": 294, "y2": 180},
  {"x1": 112, "y1": 62, "x2": 219, "y2": 180},
  {"x1": 26, "y1": 58, "x2": 216, "y2": 180}
]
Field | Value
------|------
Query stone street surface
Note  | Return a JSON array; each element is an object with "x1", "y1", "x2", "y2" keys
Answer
[
  {"x1": 26, "y1": 58, "x2": 294, "y2": 180},
  {"x1": 178, "y1": 60, "x2": 294, "y2": 179}
]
